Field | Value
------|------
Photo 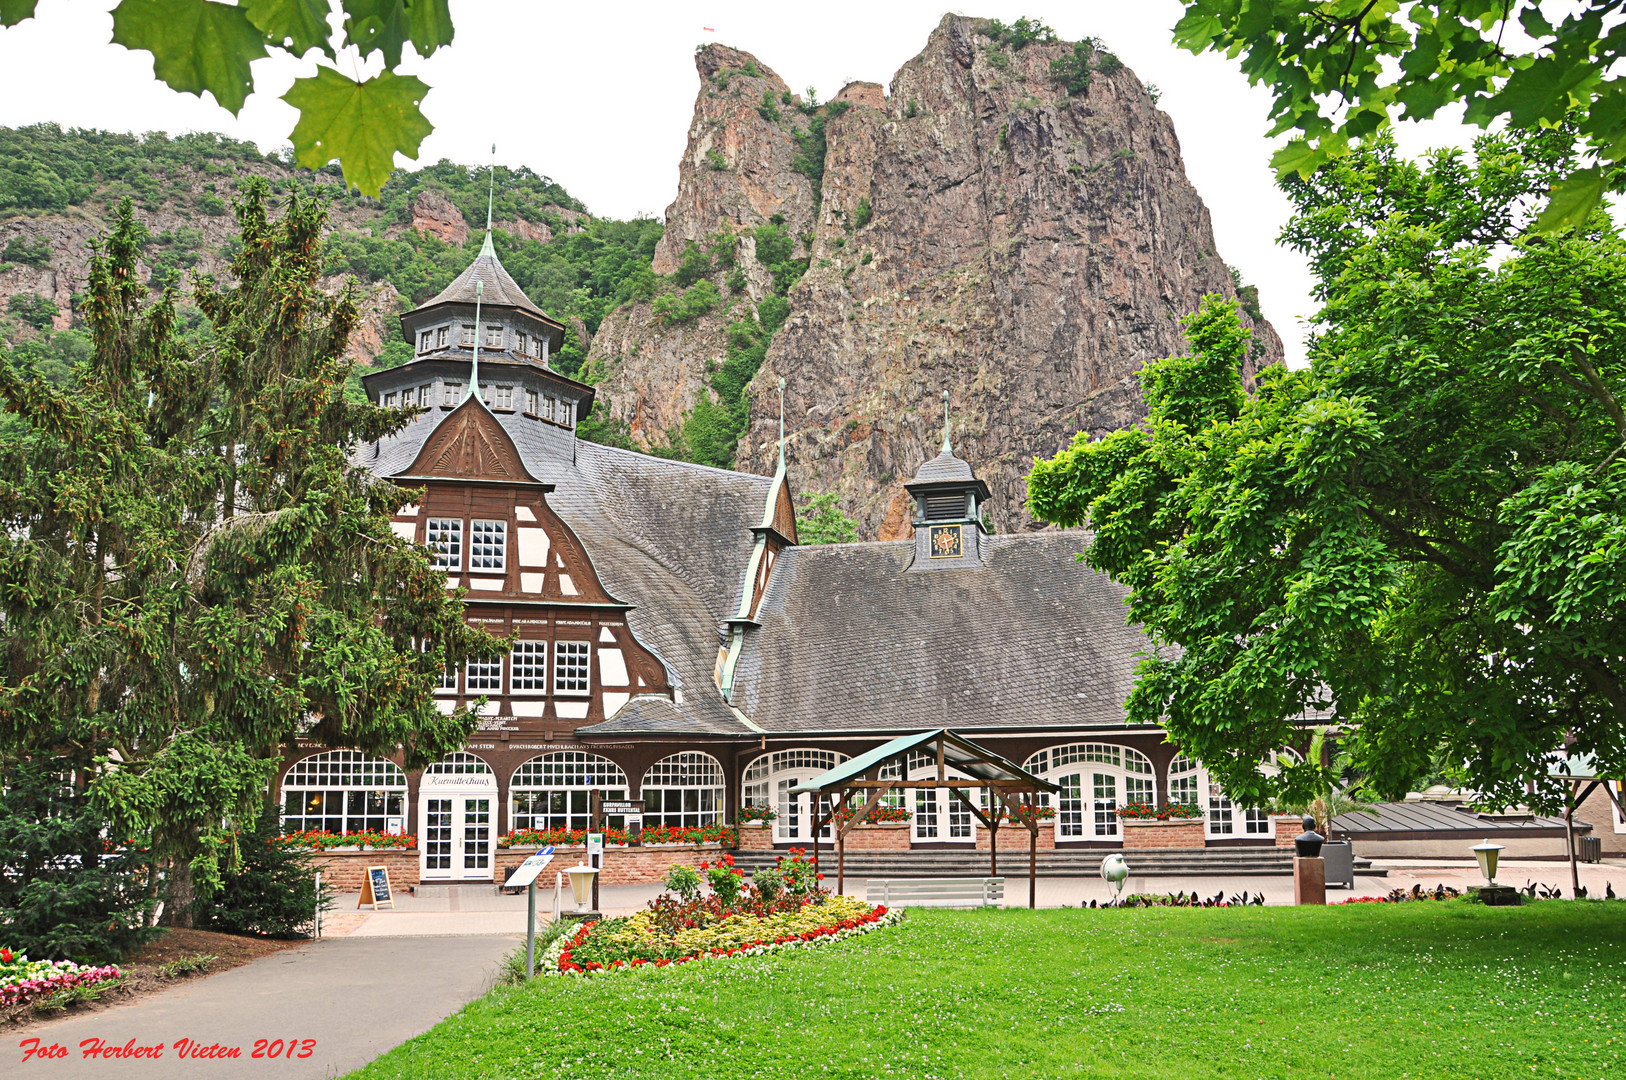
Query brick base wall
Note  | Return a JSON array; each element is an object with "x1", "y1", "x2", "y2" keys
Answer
[
  {"x1": 496, "y1": 844, "x2": 729, "y2": 887},
  {"x1": 976, "y1": 826, "x2": 1057, "y2": 852},
  {"x1": 307, "y1": 850, "x2": 420, "y2": 892},
  {"x1": 839, "y1": 823, "x2": 912, "y2": 851},
  {"x1": 738, "y1": 824, "x2": 776, "y2": 851},
  {"x1": 1276, "y1": 816, "x2": 1306, "y2": 847},
  {"x1": 1122, "y1": 820, "x2": 1207, "y2": 850}
]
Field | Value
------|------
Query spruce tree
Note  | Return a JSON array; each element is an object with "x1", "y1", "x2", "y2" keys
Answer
[{"x1": 0, "y1": 182, "x2": 501, "y2": 924}]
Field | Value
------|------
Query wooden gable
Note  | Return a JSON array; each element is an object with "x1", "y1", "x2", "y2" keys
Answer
[
  {"x1": 400, "y1": 397, "x2": 538, "y2": 483},
  {"x1": 770, "y1": 477, "x2": 799, "y2": 543}
]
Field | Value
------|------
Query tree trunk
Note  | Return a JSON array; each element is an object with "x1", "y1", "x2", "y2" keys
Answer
[{"x1": 158, "y1": 858, "x2": 197, "y2": 928}]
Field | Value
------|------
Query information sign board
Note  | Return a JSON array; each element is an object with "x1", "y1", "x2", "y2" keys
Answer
[
  {"x1": 586, "y1": 831, "x2": 604, "y2": 870},
  {"x1": 359, "y1": 865, "x2": 394, "y2": 910},
  {"x1": 504, "y1": 846, "x2": 556, "y2": 890}
]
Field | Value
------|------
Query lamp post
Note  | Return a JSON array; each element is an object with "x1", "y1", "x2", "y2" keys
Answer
[
  {"x1": 564, "y1": 864, "x2": 600, "y2": 918},
  {"x1": 1470, "y1": 839, "x2": 1518, "y2": 906}
]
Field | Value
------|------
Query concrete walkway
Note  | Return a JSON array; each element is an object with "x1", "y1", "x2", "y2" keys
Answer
[{"x1": 11, "y1": 934, "x2": 519, "y2": 1080}]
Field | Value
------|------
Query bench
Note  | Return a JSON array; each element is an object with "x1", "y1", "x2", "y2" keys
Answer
[{"x1": 865, "y1": 877, "x2": 1004, "y2": 908}]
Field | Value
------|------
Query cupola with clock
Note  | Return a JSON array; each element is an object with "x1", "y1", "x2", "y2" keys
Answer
[{"x1": 904, "y1": 391, "x2": 992, "y2": 572}]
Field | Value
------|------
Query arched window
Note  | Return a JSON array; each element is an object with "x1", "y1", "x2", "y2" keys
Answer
[
  {"x1": 1025, "y1": 743, "x2": 1155, "y2": 839},
  {"x1": 280, "y1": 750, "x2": 407, "y2": 835},
  {"x1": 641, "y1": 752, "x2": 725, "y2": 828},
  {"x1": 510, "y1": 753, "x2": 627, "y2": 833},
  {"x1": 741, "y1": 749, "x2": 847, "y2": 842},
  {"x1": 1170, "y1": 751, "x2": 1291, "y2": 838},
  {"x1": 424, "y1": 752, "x2": 495, "y2": 779}
]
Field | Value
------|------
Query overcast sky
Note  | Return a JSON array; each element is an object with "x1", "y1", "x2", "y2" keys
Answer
[{"x1": 0, "y1": 1, "x2": 1496, "y2": 367}]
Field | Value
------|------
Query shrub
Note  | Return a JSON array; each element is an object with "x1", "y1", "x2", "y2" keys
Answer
[
  {"x1": 758, "y1": 90, "x2": 781, "y2": 123},
  {"x1": 701, "y1": 855, "x2": 745, "y2": 908},
  {"x1": 652, "y1": 279, "x2": 721, "y2": 326},
  {"x1": 752, "y1": 867, "x2": 784, "y2": 903},
  {"x1": 672, "y1": 240, "x2": 713, "y2": 288},
  {"x1": 905, "y1": 99, "x2": 919, "y2": 118},
  {"x1": 706, "y1": 150, "x2": 729, "y2": 171},
  {"x1": 987, "y1": 17, "x2": 1056, "y2": 49},
  {"x1": 6, "y1": 292, "x2": 58, "y2": 330},
  {"x1": 1049, "y1": 41, "x2": 1093, "y2": 96},
  {"x1": 196, "y1": 191, "x2": 228, "y2": 215},
  {"x1": 796, "y1": 491, "x2": 859, "y2": 544},
  {"x1": 1095, "y1": 51, "x2": 1124, "y2": 76},
  {"x1": 0, "y1": 758, "x2": 157, "y2": 963},
  {"x1": 662, "y1": 864, "x2": 702, "y2": 903},
  {"x1": 2, "y1": 234, "x2": 52, "y2": 267},
  {"x1": 853, "y1": 197, "x2": 873, "y2": 229},
  {"x1": 194, "y1": 806, "x2": 328, "y2": 939}
]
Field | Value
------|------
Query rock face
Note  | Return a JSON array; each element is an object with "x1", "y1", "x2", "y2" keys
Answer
[
  {"x1": 588, "y1": 16, "x2": 1283, "y2": 536},
  {"x1": 410, "y1": 189, "x2": 469, "y2": 246}
]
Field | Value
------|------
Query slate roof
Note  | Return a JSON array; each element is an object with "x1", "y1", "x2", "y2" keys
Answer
[
  {"x1": 911, "y1": 448, "x2": 976, "y2": 483},
  {"x1": 363, "y1": 404, "x2": 772, "y2": 737},
  {"x1": 418, "y1": 233, "x2": 553, "y2": 322},
  {"x1": 727, "y1": 533, "x2": 1153, "y2": 734}
]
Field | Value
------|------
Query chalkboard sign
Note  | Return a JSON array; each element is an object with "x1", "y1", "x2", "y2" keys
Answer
[{"x1": 359, "y1": 865, "x2": 394, "y2": 910}]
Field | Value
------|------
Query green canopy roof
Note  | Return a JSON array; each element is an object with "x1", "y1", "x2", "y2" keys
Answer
[{"x1": 789, "y1": 729, "x2": 1058, "y2": 795}]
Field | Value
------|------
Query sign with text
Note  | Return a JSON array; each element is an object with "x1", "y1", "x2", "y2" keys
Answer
[
  {"x1": 586, "y1": 832, "x2": 604, "y2": 870},
  {"x1": 504, "y1": 845, "x2": 556, "y2": 890},
  {"x1": 359, "y1": 865, "x2": 393, "y2": 910},
  {"x1": 600, "y1": 801, "x2": 642, "y2": 816}
]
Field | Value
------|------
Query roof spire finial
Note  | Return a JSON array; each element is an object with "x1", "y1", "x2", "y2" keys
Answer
[
  {"x1": 471, "y1": 278, "x2": 483, "y2": 403},
  {"x1": 778, "y1": 377, "x2": 786, "y2": 468},
  {"x1": 940, "y1": 388, "x2": 952, "y2": 455},
  {"x1": 485, "y1": 143, "x2": 496, "y2": 234}
]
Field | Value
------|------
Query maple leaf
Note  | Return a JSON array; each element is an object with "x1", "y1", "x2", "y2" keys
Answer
[
  {"x1": 0, "y1": 0, "x2": 39, "y2": 29},
  {"x1": 110, "y1": 0, "x2": 266, "y2": 116},
  {"x1": 283, "y1": 68, "x2": 432, "y2": 197},
  {"x1": 341, "y1": 0, "x2": 453, "y2": 68},
  {"x1": 243, "y1": 0, "x2": 335, "y2": 60}
]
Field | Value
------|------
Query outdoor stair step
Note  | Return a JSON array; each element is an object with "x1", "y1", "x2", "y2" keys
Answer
[{"x1": 725, "y1": 849, "x2": 1382, "y2": 878}]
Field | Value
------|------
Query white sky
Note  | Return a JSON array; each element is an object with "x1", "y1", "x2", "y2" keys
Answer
[{"x1": 0, "y1": 1, "x2": 1493, "y2": 367}]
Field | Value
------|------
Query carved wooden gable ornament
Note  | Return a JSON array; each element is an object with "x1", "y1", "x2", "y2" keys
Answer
[{"x1": 400, "y1": 397, "x2": 539, "y2": 483}]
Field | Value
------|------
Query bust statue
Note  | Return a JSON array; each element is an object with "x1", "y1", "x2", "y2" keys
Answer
[{"x1": 1293, "y1": 814, "x2": 1325, "y2": 858}]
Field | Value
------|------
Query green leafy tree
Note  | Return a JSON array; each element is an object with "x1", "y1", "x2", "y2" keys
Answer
[
  {"x1": 795, "y1": 492, "x2": 859, "y2": 545},
  {"x1": 192, "y1": 801, "x2": 326, "y2": 938},
  {"x1": 1174, "y1": 1, "x2": 1626, "y2": 230},
  {"x1": 0, "y1": 1, "x2": 455, "y2": 196},
  {"x1": 0, "y1": 757, "x2": 158, "y2": 962},
  {"x1": 1028, "y1": 128, "x2": 1626, "y2": 813},
  {"x1": 0, "y1": 183, "x2": 501, "y2": 925}
]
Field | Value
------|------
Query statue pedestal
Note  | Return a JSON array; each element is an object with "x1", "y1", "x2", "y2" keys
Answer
[
  {"x1": 1293, "y1": 856, "x2": 1326, "y2": 906},
  {"x1": 1468, "y1": 885, "x2": 1521, "y2": 907}
]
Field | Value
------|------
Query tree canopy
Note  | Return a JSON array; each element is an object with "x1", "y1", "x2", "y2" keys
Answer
[
  {"x1": 1176, "y1": 1, "x2": 1626, "y2": 230},
  {"x1": 0, "y1": 182, "x2": 502, "y2": 920},
  {"x1": 1028, "y1": 127, "x2": 1626, "y2": 813}
]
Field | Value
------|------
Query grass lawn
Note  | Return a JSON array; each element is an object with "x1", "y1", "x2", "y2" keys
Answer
[{"x1": 349, "y1": 901, "x2": 1626, "y2": 1080}]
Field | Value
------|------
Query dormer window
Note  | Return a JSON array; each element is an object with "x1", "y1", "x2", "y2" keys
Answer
[
  {"x1": 525, "y1": 388, "x2": 538, "y2": 415},
  {"x1": 493, "y1": 385, "x2": 514, "y2": 410},
  {"x1": 436, "y1": 326, "x2": 449, "y2": 347},
  {"x1": 419, "y1": 330, "x2": 432, "y2": 352},
  {"x1": 558, "y1": 400, "x2": 572, "y2": 427},
  {"x1": 485, "y1": 324, "x2": 503, "y2": 348},
  {"x1": 444, "y1": 382, "x2": 463, "y2": 406},
  {"x1": 541, "y1": 396, "x2": 554, "y2": 421},
  {"x1": 384, "y1": 392, "x2": 398, "y2": 408},
  {"x1": 461, "y1": 324, "x2": 476, "y2": 346}
]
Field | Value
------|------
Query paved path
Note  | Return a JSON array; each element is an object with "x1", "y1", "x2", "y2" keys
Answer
[{"x1": 10, "y1": 934, "x2": 520, "y2": 1080}]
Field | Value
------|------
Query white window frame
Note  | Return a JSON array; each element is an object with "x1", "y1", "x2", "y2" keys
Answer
[
  {"x1": 485, "y1": 324, "x2": 503, "y2": 348},
  {"x1": 461, "y1": 324, "x2": 476, "y2": 346},
  {"x1": 525, "y1": 388, "x2": 538, "y2": 415},
  {"x1": 469, "y1": 519, "x2": 506, "y2": 573},
  {"x1": 553, "y1": 640, "x2": 590, "y2": 695},
  {"x1": 641, "y1": 752, "x2": 726, "y2": 829},
  {"x1": 742, "y1": 749, "x2": 848, "y2": 843},
  {"x1": 443, "y1": 381, "x2": 463, "y2": 406},
  {"x1": 426, "y1": 518, "x2": 462, "y2": 572},
  {"x1": 510, "y1": 753, "x2": 628, "y2": 833},
  {"x1": 436, "y1": 326, "x2": 449, "y2": 347},
  {"x1": 280, "y1": 750, "x2": 407, "y2": 835},
  {"x1": 1024, "y1": 743, "x2": 1156, "y2": 842},
  {"x1": 465, "y1": 656, "x2": 503, "y2": 693},
  {"x1": 419, "y1": 330, "x2": 432, "y2": 352},
  {"x1": 903, "y1": 751, "x2": 976, "y2": 842},
  {"x1": 493, "y1": 385, "x2": 514, "y2": 409},
  {"x1": 510, "y1": 641, "x2": 547, "y2": 693},
  {"x1": 558, "y1": 400, "x2": 572, "y2": 426}
]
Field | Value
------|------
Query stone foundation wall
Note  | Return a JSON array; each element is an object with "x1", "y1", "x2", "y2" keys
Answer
[
  {"x1": 1122, "y1": 820, "x2": 1206, "y2": 850},
  {"x1": 1275, "y1": 816, "x2": 1302, "y2": 847},
  {"x1": 307, "y1": 850, "x2": 420, "y2": 892},
  {"x1": 839, "y1": 822, "x2": 912, "y2": 851},
  {"x1": 738, "y1": 824, "x2": 776, "y2": 851}
]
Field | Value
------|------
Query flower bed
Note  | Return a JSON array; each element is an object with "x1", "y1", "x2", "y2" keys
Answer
[
  {"x1": 0, "y1": 949, "x2": 122, "y2": 1009},
  {"x1": 271, "y1": 829, "x2": 417, "y2": 851},
  {"x1": 1118, "y1": 801, "x2": 1204, "y2": 821},
  {"x1": 544, "y1": 850, "x2": 898, "y2": 975}
]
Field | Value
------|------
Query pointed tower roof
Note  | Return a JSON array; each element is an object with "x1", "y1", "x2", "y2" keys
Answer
[
  {"x1": 419, "y1": 232, "x2": 550, "y2": 319},
  {"x1": 907, "y1": 390, "x2": 988, "y2": 494}
]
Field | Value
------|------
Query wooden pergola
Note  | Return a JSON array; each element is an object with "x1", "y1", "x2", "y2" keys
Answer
[
  {"x1": 790, "y1": 729, "x2": 1060, "y2": 908},
  {"x1": 1550, "y1": 753, "x2": 1626, "y2": 896}
]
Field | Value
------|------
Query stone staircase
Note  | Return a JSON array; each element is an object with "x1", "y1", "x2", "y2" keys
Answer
[{"x1": 729, "y1": 847, "x2": 1381, "y2": 878}]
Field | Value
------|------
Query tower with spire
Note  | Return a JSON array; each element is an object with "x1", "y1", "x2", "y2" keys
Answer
[
  {"x1": 361, "y1": 153, "x2": 594, "y2": 464},
  {"x1": 904, "y1": 390, "x2": 992, "y2": 570}
]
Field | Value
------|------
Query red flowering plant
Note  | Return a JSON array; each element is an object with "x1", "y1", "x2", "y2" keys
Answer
[
  {"x1": 734, "y1": 806, "x2": 778, "y2": 823},
  {"x1": 1117, "y1": 801, "x2": 1204, "y2": 821},
  {"x1": 270, "y1": 829, "x2": 417, "y2": 851},
  {"x1": 638, "y1": 823, "x2": 737, "y2": 846},
  {"x1": 831, "y1": 804, "x2": 912, "y2": 824},
  {"x1": 991, "y1": 803, "x2": 1058, "y2": 823},
  {"x1": 496, "y1": 826, "x2": 631, "y2": 849}
]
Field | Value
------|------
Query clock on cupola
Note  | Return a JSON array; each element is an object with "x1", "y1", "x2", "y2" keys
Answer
[{"x1": 905, "y1": 390, "x2": 992, "y2": 572}]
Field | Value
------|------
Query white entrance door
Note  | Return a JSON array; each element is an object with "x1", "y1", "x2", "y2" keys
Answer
[
  {"x1": 774, "y1": 778, "x2": 835, "y2": 844},
  {"x1": 420, "y1": 791, "x2": 496, "y2": 880}
]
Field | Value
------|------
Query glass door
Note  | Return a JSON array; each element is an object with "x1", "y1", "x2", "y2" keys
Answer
[
  {"x1": 423, "y1": 798, "x2": 453, "y2": 879},
  {"x1": 1092, "y1": 772, "x2": 1119, "y2": 837},
  {"x1": 774, "y1": 779, "x2": 833, "y2": 843},
  {"x1": 460, "y1": 797, "x2": 492, "y2": 878}
]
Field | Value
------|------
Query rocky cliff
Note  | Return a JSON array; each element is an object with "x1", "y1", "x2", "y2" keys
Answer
[{"x1": 587, "y1": 15, "x2": 1282, "y2": 536}]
